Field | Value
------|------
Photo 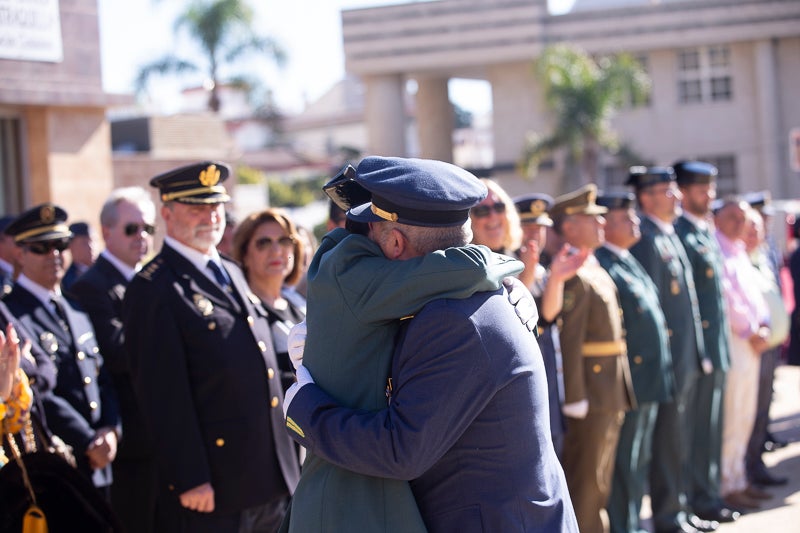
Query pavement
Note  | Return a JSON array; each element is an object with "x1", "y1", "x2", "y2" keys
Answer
[
  {"x1": 637, "y1": 363, "x2": 800, "y2": 531},
  {"x1": 716, "y1": 363, "x2": 800, "y2": 531}
]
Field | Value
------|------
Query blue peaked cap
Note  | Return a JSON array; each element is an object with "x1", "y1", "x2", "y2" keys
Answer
[{"x1": 347, "y1": 156, "x2": 488, "y2": 227}]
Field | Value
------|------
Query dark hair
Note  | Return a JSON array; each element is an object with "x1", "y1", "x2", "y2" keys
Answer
[
  {"x1": 345, "y1": 218, "x2": 369, "y2": 236},
  {"x1": 329, "y1": 199, "x2": 346, "y2": 224}
]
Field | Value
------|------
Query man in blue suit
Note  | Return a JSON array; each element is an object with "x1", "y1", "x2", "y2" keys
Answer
[
  {"x1": 69, "y1": 187, "x2": 159, "y2": 533},
  {"x1": 284, "y1": 157, "x2": 578, "y2": 532},
  {"x1": 123, "y1": 162, "x2": 300, "y2": 532}
]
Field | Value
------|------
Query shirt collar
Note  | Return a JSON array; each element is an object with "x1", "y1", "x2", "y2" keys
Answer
[
  {"x1": 164, "y1": 235, "x2": 222, "y2": 282},
  {"x1": 601, "y1": 242, "x2": 630, "y2": 259},
  {"x1": 645, "y1": 214, "x2": 675, "y2": 235},
  {"x1": 681, "y1": 211, "x2": 710, "y2": 232},
  {"x1": 16, "y1": 274, "x2": 60, "y2": 307}
]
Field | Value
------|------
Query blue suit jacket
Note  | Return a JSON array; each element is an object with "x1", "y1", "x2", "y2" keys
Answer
[
  {"x1": 288, "y1": 289, "x2": 578, "y2": 532},
  {"x1": 122, "y1": 244, "x2": 300, "y2": 515},
  {"x1": 289, "y1": 229, "x2": 522, "y2": 532}
]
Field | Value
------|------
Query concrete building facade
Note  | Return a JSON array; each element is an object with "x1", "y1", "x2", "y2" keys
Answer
[
  {"x1": 341, "y1": 0, "x2": 800, "y2": 198},
  {"x1": 0, "y1": 0, "x2": 130, "y2": 221}
]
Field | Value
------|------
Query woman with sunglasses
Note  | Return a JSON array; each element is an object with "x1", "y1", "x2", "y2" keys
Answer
[
  {"x1": 469, "y1": 178, "x2": 523, "y2": 254},
  {"x1": 233, "y1": 208, "x2": 306, "y2": 393}
]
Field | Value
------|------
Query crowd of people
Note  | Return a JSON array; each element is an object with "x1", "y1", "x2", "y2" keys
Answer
[{"x1": 0, "y1": 155, "x2": 795, "y2": 533}]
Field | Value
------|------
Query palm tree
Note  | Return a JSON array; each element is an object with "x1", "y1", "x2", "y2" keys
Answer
[
  {"x1": 520, "y1": 44, "x2": 650, "y2": 191},
  {"x1": 135, "y1": 0, "x2": 286, "y2": 112}
]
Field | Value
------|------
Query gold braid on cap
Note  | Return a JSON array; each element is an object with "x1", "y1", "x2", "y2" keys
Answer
[
  {"x1": 161, "y1": 186, "x2": 228, "y2": 202},
  {"x1": 371, "y1": 204, "x2": 398, "y2": 222},
  {"x1": 13, "y1": 224, "x2": 71, "y2": 243}
]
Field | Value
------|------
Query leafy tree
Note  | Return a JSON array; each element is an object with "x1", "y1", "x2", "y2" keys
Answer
[
  {"x1": 520, "y1": 44, "x2": 650, "y2": 191},
  {"x1": 135, "y1": 0, "x2": 286, "y2": 112}
]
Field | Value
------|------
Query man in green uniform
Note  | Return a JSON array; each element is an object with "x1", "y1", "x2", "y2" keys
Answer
[
  {"x1": 627, "y1": 167, "x2": 715, "y2": 533},
  {"x1": 596, "y1": 192, "x2": 673, "y2": 533},
  {"x1": 673, "y1": 161, "x2": 738, "y2": 524}
]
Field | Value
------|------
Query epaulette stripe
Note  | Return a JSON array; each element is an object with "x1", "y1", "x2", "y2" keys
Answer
[{"x1": 286, "y1": 417, "x2": 305, "y2": 438}]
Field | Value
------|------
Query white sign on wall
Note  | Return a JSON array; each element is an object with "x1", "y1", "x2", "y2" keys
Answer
[{"x1": 0, "y1": 0, "x2": 63, "y2": 62}]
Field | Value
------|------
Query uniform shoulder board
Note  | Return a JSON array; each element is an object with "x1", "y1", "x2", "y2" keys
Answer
[
  {"x1": 137, "y1": 257, "x2": 164, "y2": 281},
  {"x1": 562, "y1": 290, "x2": 576, "y2": 313}
]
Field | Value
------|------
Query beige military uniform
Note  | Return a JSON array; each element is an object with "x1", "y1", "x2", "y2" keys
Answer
[{"x1": 559, "y1": 257, "x2": 635, "y2": 533}]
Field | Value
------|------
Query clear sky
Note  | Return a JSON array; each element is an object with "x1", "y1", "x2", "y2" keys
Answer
[{"x1": 98, "y1": 0, "x2": 574, "y2": 114}]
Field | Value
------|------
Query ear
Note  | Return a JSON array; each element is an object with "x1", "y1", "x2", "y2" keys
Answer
[
  {"x1": 384, "y1": 228, "x2": 408, "y2": 260},
  {"x1": 160, "y1": 204, "x2": 172, "y2": 224}
]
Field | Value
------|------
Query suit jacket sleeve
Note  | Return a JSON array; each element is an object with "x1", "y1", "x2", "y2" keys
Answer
[
  {"x1": 40, "y1": 391, "x2": 95, "y2": 452},
  {"x1": 286, "y1": 303, "x2": 500, "y2": 480},
  {"x1": 327, "y1": 233, "x2": 521, "y2": 324},
  {"x1": 557, "y1": 275, "x2": 590, "y2": 405}
]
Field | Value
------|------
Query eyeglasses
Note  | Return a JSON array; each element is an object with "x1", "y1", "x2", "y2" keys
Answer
[
  {"x1": 471, "y1": 202, "x2": 506, "y2": 219},
  {"x1": 124, "y1": 223, "x2": 156, "y2": 236},
  {"x1": 24, "y1": 238, "x2": 71, "y2": 255},
  {"x1": 254, "y1": 236, "x2": 295, "y2": 251}
]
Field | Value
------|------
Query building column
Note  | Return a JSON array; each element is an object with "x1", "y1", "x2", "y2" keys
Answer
[
  {"x1": 754, "y1": 39, "x2": 783, "y2": 196},
  {"x1": 416, "y1": 77, "x2": 453, "y2": 162},
  {"x1": 364, "y1": 73, "x2": 406, "y2": 156}
]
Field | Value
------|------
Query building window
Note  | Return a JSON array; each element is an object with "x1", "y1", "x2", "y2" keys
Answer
[
  {"x1": 703, "y1": 154, "x2": 737, "y2": 195},
  {"x1": 677, "y1": 46, "x2": 732, "y2": 104}
]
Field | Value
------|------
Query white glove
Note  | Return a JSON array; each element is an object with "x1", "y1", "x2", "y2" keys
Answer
[
  {"x1": 562, "y1": 399, "x2": 589, "y2": 419},
  {"x1": 503, "y1": 277, "x2": 539, "y2": 332},
  {"x1": 283, "y1": 364, "x2": 314, "y2": 417},
  {"x1": 288, "y1": 320, "x2": 307, "y2": 371}
]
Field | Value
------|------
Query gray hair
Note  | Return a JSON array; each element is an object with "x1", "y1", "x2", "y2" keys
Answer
[
  {"x1": 374, "y1": 221, "x2": 472, "y2": 255},
  {"x1": 99, "y1": 187, "x2": 156, "y2": 228}
]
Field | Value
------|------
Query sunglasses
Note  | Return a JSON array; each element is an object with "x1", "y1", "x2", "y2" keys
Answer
[
  {"x1": 471, "y1": 202, "x2": 507, "y2": 219},
  {"x1": 124, "y1": 223, "x2": 156, "y2": 236},
  {"x1": 25, "y1": 238, "x2": 71, "y2": 255},
  {"x1": 254, "y1": 236, "x2": 295, "y2": 251}
]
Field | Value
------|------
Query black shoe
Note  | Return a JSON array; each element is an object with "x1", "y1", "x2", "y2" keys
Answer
[
  {"x1": 688, "y1": 514, "x2": 719, "y2": 532},
  {"x1": 694, "y1": 506, "x2": 740, "y2": 523},
  {"x1": 752, "y1": 470, "x2": 789, "y2": 486}
]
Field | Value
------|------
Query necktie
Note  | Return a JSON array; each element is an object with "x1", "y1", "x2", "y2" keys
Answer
[
  {"x1": 207, "y1": 260, "x2": 232, "y2": 291},
  {"x1": 50, "y1": 296, "x2": 69, "y2": 332}
]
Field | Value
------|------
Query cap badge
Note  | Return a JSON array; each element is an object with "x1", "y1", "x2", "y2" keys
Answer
[
  {"x1": 199, "y1": 165, "x2": 221, "y2": 187},
  {"x1": 529, "y1": 199, "x2": 546, "y2": 217},
  {"x1": 40, "y1": 205, "x2": 55, "y2": 224}
]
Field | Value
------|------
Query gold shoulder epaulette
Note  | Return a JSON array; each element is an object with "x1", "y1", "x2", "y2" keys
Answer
[{"x1": 138, "y1": 258, "x2": 164, "y2": 281}]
